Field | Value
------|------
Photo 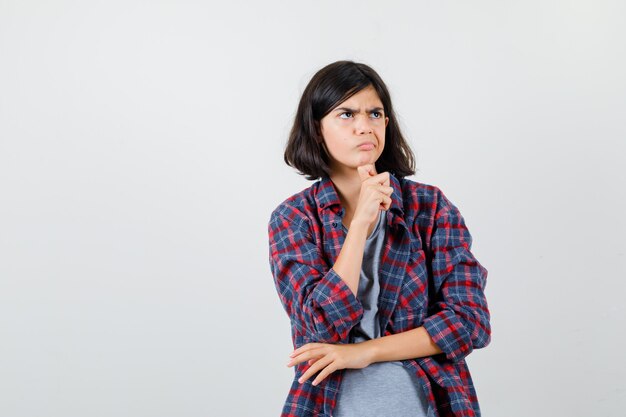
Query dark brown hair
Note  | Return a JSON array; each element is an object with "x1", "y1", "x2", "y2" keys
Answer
[{"x1": 284, "y1": 60, "x2": 416, "y2": 181}]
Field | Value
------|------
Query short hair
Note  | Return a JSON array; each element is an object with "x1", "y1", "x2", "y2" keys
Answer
[{"x1": 284, "y1": 60, "x2": 416, "y2": 181}]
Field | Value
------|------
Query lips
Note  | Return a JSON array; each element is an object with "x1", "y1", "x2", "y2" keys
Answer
[{"x1": 358, "y1": 142, "x2": 375, "y2": 150}]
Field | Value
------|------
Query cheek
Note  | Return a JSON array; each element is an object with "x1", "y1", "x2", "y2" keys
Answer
[
  {"x1": 323, "y1": 139, "x2": 347, "y2": 158},
  {"x1": 324, "y1": 131, "x2": 351, "y2": 148}
]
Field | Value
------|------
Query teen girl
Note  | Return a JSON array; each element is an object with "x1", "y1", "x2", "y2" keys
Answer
[{"x1": 268, "y1": 60, "x2": 491, "y2": 417}]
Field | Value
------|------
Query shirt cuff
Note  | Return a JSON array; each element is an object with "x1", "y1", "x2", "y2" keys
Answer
[
  {"x1": 422, "y1": 309, "x2": 473, "y2": 363},
  {"x1": 308, "y1": 267, "x2": 364, "y2": 342}
]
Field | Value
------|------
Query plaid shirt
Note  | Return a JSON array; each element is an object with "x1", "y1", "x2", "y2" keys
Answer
[{"x1": 267, "y1": 172, "x2": 491, "y2": 417}]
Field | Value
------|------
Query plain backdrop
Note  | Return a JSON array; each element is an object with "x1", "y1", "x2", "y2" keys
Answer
[{"x1": 1, "y1": 1, "x2": 625, "y2": 416}]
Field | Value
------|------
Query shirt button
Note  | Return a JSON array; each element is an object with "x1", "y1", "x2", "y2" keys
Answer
[
  {"x1": 332, "y1": 222, "x2": 337, "y2": 228},
  {"x1": 320, "y1": 203, "x2": 325, "y2": 208}
]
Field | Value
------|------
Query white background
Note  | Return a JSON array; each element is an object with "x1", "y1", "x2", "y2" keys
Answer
[{"x1": 1, "y1": 1, "x2": 625, "y2": 416}]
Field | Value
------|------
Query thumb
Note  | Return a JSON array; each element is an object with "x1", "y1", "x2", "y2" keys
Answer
[{"x1": 357, "y1": 164, "x2": 377, "y2": 182}]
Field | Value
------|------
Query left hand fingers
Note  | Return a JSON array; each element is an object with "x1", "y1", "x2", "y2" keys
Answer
[
  {"x1": 298, "y1": 355, "x2": 335, "y2": 386},
  {"x1": 287, "y1": 348, "x2": 324, "y2": 367},
  {"x1": 290, "y1": 343, "x2": 322, "y2": 358},
  {"x1": 310, "y1": 361, "x2": 338, "y2": 386}
]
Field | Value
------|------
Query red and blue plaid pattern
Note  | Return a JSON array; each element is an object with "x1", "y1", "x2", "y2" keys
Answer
[{"x1": 268, "y1": 172, "x2": 491, "y2": 417}]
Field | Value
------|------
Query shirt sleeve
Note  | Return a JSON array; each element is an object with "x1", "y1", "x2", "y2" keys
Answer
[
  {"x1": 268, "y1": 211, "x2": 364, "y2": 344},
  {"x1": 421, "y1": 189, "x2": 491, "y2": 363}
]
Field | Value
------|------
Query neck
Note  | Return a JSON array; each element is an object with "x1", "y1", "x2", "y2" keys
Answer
[{"x1": 329, "y1": 169, "x2": 362, "y2": 218}]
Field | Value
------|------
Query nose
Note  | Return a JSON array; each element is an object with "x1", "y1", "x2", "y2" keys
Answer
[{"x1": 354, "y1": 114, "x2": 373, "y2": 135}]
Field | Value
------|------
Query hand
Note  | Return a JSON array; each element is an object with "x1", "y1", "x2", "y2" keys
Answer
[
  {"x1": 286, "y1": 342, "x2": 375, "y2": 386},
  {"x1": 353, "y1": 164, "x2": 393, "y2": 226}
]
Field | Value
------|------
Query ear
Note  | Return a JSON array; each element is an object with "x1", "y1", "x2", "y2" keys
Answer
[{"x1": 385, "y1": 116, "x2": 389, "y2": 127}]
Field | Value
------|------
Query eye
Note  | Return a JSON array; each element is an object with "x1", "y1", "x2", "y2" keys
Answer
[
  {"x1": 339, "y1": 112, "x2": 353, "y2": 119},
  {"x1": 371, "y1": 111, "x2": 382, "y2": 118}
]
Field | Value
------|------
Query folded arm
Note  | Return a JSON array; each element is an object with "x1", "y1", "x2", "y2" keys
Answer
[
  {"x1": 362, "y1": 326, "x2": 443, "y2": 363},
  {"x1": 268, "y1": 211, "x2": 364, "y2": 344},
  {"x1": 420, "y1": 189, "x2": 491, "y2": 363}
]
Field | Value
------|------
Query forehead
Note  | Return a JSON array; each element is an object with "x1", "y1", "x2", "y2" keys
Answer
[{"x1": 336, "y1": 85, "x2": 383, "y2": 107}]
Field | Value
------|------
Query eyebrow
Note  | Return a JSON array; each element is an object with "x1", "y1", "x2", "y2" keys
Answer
[{"x1": 333, "y1": 106, "x2": 385, "y2": 113}]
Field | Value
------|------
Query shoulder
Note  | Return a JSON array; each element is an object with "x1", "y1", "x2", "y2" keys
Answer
[
  {"x1": 398, "y1": 178, "x2": 473, "y2": 251},
  {"x1": 397, "y1": 176, "x2": 453, "y2": 218},
  {"x1": 268, "y1": 181, "x2": 320, "y2": 230}
]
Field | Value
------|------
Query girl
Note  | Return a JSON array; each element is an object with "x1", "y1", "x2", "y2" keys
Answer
[{"x1": 268, "y1": 60, "x2": 491, "y2": 417}]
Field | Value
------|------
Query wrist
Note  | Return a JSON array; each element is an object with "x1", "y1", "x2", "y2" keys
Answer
[
  {"x1": 360, "y1": 339, "x2": 380, "y2": 366},
  {"x1": 350, "y1": 217, "x2": 371, "y2": 231}
]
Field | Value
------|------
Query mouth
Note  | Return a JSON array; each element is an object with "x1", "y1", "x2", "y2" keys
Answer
[{"x1": 358, "y1": 142, "x2": 375, "y2": 150}]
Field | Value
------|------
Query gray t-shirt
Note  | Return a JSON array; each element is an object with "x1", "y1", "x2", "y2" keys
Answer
[{"x1": 333, "y1": 210, "x2": 434, "y2": 417}]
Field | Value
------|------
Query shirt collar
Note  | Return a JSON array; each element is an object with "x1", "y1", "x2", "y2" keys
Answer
[{"x1": 315, "y1": 172, "x2": 404, "y2": 216}]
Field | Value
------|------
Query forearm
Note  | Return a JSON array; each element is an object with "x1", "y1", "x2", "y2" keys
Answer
[
  {"x1": 333, "y1": 220, "x2": 369, "y2": 296},
  {"x1": 363, "y1": 326, "x2": 443, "y2": 363}
]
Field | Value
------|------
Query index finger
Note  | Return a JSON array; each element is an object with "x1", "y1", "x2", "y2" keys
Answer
[
  {"x1": 370, "y1": 171, "x2": 390, "y2": 187},
  {"x1": 290, "y1": 343, "x2": 321, "y2": 357},
  {"x1": 357, "y1": 164, "x2": 377, "y2": 182}
]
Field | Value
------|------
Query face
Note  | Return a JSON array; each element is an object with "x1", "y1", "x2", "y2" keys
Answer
[{"x1": 319, "y1": 85, "x2": 389, "y2": 176}]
